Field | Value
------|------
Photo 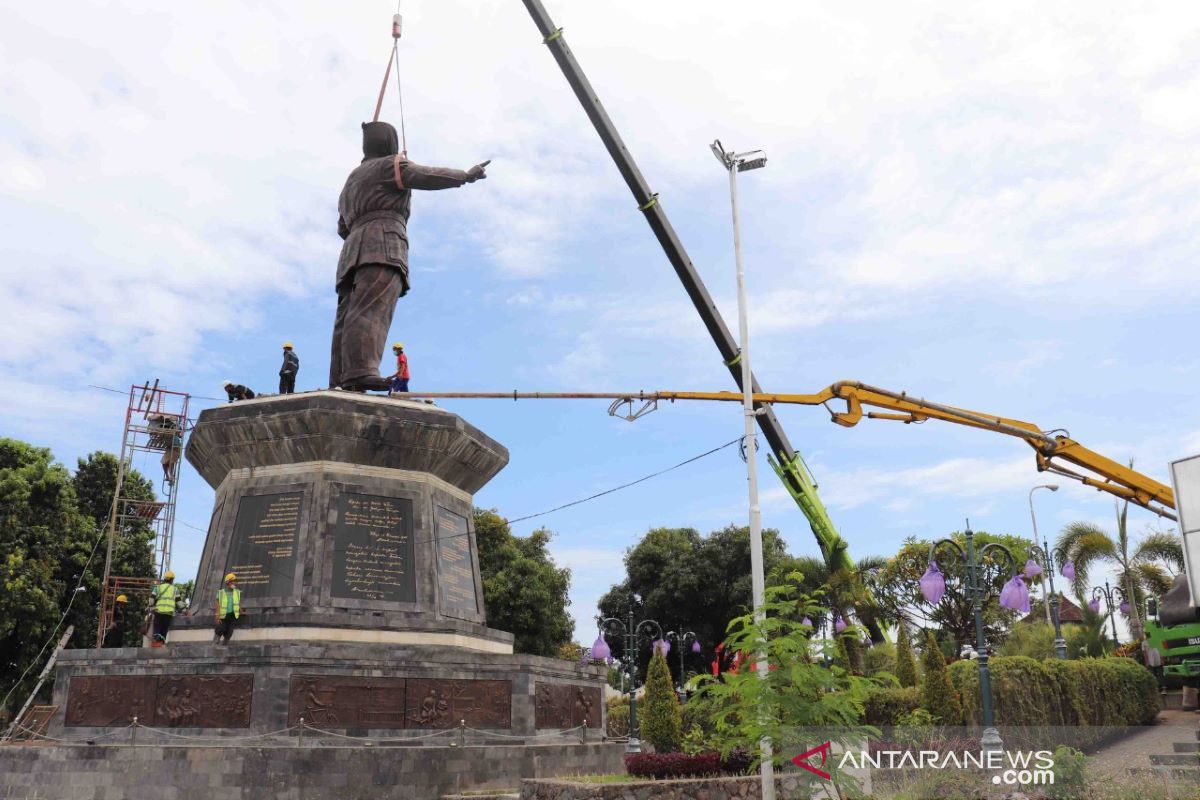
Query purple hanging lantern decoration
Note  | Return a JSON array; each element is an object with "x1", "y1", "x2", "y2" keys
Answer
[
  {"x1": 691, "y1": 639, "x2": 701, "y2": 654},
  {"x1": 1061, "y1": 561, "x2": 1076, "y2": 581},
  {"x1": 835, "y1": 616, "x2": 847, "y2": 634},
  {"x1": 920, "y1": 561, "x2": 946, "y2": 605},
  {"x1": 802, "y1": 616, "x2": 813, "y2": 628},
  {"x1": 1023, "y1": 559, "x2": 1043, "y2": 580},
  {"x1": 590, "y1": 633, "x2": 610, "y2": 662},
  {"x1": 999, "y1": 575, "x2": 1031, "y2": 613},
  {"x1": 1119, "y1": 600, "x2": 1131, "y2": 615},
  {"x1": 1088, "y1": 598, "x2": 1100, "y2": 614}
]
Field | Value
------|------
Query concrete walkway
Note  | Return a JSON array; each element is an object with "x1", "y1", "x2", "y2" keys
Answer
[{"x1": 1089, "y1": 710, "x2": 1190, "y2": 777}]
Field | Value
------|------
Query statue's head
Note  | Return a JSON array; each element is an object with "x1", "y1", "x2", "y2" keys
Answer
[{"x1": 362, "y1": 121, "x2": 399, "y2": 160}]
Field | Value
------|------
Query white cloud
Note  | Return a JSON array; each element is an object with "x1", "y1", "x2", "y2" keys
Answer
[{"x1": 816, "y1": 454, "x2": 1033, "y2": 511}]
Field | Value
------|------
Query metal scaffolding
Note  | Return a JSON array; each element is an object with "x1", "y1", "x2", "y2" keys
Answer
[{"x1": 95, "y1": 380, "x2": 190, "y2": 647}]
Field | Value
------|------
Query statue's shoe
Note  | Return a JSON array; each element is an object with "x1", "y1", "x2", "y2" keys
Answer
[{"x1": 340, "y1": 376, "x2": 391, "y2": 392}]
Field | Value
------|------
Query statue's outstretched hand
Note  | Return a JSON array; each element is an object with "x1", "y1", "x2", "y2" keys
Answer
[{"x1": 466, "y1": 160, "x2": 491, "y2": 183}]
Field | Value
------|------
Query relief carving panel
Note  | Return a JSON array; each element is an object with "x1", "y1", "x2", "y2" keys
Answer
[
  {"x1": 65, "y1": 676, "x2": 156, "y2": 727},
  {"x1": 65, "y1": 674, "x2": 252, "y2": 728},
  {"x1": 534, "y1": 682, "x2": 602, "y2": 729},
  {"x1": 288, "y1": 676, "x2": 407, "y2": 729},
  {"x1": 405, "y1": 678, "x2": 511, "y2": 729}
]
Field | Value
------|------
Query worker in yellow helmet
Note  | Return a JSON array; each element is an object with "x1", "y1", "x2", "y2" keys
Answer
[
  {"x1": 388, "y1": 342, "x2": 410, "y2": 395},
  {"x1": 214, "y1": 573, "x2": 242, "y2": 645},
  {"x1": 279, "y1": 342, "x2": 300, "y2": 395},
  {"x1": 150, "y1": 571, "x2": 181, "y2": 647},
  {"x1": 102, "y1": 594, "x2": 129, "y2": 648}
]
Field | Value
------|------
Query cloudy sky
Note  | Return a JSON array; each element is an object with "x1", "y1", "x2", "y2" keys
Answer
[{"x1": 3, "y1": 0, "x2": 1198, "y2": 642}]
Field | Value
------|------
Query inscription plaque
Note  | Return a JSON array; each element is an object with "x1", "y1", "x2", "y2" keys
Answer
[
  {"x1": 288, "y1": 676, "x2": 407, "y2": 728},
  {"x1": 225, "y1": 492, "x2": 302, "y2": 598},
  {"x1": 66, "y1": 674, "x2": 253, "y2": 728},
  {"x1": 331, "y1": 493, "x2": 415, "y2": 603},
  {"x1": 406, "y1": 678, "x2": 511, "y2": 729},
  {"x1": 436, "y1": 506, "x2": 478, "y2": 618},
  {"x1": 534, "y1": 683, "x2": 602, "y2": 729}
]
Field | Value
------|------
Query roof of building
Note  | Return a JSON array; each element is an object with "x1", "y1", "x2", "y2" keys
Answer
[{"x1": 1020, "y1": 594, "x2": 1085, "y2": 624}]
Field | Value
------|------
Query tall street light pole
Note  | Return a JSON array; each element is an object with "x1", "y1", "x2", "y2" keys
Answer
[
  {"x1": 712, "y1": 139, "x2": 773, "y2": 800},
  {"x1": 1028, "y1": 484, "x2": 1066, "y2": 659}
]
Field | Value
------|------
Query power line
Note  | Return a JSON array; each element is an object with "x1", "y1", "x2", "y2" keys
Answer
[{"x1": 506, "y1": 436, "x2": 744, "y2": 524}]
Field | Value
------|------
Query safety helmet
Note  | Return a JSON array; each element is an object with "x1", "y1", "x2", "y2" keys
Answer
[
  {"x1": 164, "y1": 571, "x2": 175, "y2": 581},
  {"x1": 224, "y1": 573, "x2": 237, "y2": 583},
  {"x1": 392, "y1": 342, "x2": 404, "y2": 350},
  {"x1": 282, "y1": 342, "x2": 293, "y2": 349},
  {"x1": 222, "y1": 380, "x2": 233, "y2": 387},
  {"x1": 115, "y1": 594, "x2": 128, "y2": 603}
]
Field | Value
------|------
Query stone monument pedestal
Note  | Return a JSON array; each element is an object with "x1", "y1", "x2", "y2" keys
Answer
[{"x1": 36, "y1": 393, "x2": 617, "y2": 795}]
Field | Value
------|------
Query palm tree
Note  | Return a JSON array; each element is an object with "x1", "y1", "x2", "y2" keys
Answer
[{"x1": 1055, "y1": 500, "x2": 1182, "y2": 641}]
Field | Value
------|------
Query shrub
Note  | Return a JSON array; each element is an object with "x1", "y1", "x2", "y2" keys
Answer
[
  {"x1": 948, "y1": 656, "x2": 1160, "y2": 748},
  {"x1": 998, "y1": 621, "x2": 1057, "y2": 660},
  {"x1": 863, "y1": 639, "x2": 897, "y2": 677},
  {"x1": 606, "y1": 695, "x2": 629, "y2": 738},
  {"x1": 1048, "y1": 745, "x2": 1087, "y2": 799},
  {"x1": 625, "y1": 751, "x2": 721, "y2": 778},
  {"x1": 894, "y1": 620, "x2": 919, "y2": 688},
  {"x1": 624, "y1": 750, "x2": 753, "y2": 778},
  {"x1": 919, "y1": 630, "x2": 963, "y2": 724},
  {"x1": 863, "y1": 686, "x2": 921, "y2": 725},
  {"x1": 640, "y1": 650, "x2": 682, "y2": 752}
]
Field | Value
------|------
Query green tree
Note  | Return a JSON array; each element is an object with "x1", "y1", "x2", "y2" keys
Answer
[
  {"x1": 0, "y1": 440, "x2": 154, "y2": 717},
  {"x1": 1056, "y1": 500, "x2": 1182, "y2": 642},
  {"x1": 597, "y1": 524, "x2": 789, "y2": 684},
  {"x1": 689, "y1": 576, "x2": 878, "y2": 777},
  {"x1": 876, "y1": 530, "x2": 1035, "y2": 654},
  {"x1": 474, "y1": 509, "x2": 573, "y2": 656},
  {"x1": 640, "y1": 649, "x2": 682, "y2": 752},
  {"x1": 920, "y1": 629, "x2": 962, "y2": 724},
  {"x1": 894, "y1": 619, "x2": 919, "y2": 687}
]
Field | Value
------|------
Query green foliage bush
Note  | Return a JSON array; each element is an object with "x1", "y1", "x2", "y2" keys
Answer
[
  {"x1": 998, "y1": 622, "x2": 1057, "y2": 660},
  {"x1": 894, "y1": 620, "x2": 919, "y2": 688},
  {"x1": 863, "y1": 639, "x2": 896, "y2": 677},
  {"x1": 920, "y1": 630, "x2": 963, "y2": 724},
  {"x1": 1048, "y1": 746, "x2": 1088, "y2": 799},
  {"x1": 863, "y1": 686, "x2": 921, "y2": 725},
  {"x1": 640, "y1": 650, "x2": 682, "y2": 752},
  {"x1": 605, "y1": 695, "x2": 629, "y2": 738},
  {"x1": 948, "y1": 656, "x2": 1160, "y2": 747}
]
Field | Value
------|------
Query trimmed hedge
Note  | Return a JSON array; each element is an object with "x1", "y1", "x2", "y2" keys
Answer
[
  {"x1": 863, "y1": 686, "x2": 921, "y2": 725},
  {"x1": 947, "y1": 656, "x2": 1160, "y2": 744},
  {"x1": 624, "y1": 749, "x2": 751, "y2": 779}
]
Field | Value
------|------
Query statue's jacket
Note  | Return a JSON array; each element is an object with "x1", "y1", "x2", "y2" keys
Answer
[{"x1": 336, "y1": 156, "x2": 472, "y2": 295}]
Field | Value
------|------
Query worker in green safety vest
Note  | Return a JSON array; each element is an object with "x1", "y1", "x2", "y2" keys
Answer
[
  {"x1": 150, "y1": 571, "x2": 181, "y2": 647},
  {"x1": 214, "y1": 572, "x2": 242, "y2": 645}
]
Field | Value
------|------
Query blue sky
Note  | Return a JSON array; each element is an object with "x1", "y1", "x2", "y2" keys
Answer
[{"x1": 3, "y1": 1, "x2": 1198, "y2": 643}]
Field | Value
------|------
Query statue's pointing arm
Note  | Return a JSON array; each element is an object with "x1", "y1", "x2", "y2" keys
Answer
[{"x1": 397, "y1": 158, "x2": 489, "y2": 191}]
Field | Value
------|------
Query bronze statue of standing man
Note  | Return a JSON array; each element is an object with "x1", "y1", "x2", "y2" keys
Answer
[{"x1": 330, "y1": 121, "x2": 489, "y2": 391}]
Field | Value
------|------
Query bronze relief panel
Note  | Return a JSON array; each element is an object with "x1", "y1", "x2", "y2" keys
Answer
[
  {"x1": 288, "y1": 675, "x2": 408, "y2": 729},
  {"x1": 534, "y1": 682, "x2": 602, "y2": 729},
  {"x1": 405, "y1": 678, "x2": 511, "y2": 729}
]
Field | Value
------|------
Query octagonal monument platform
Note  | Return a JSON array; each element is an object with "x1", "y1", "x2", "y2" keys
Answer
[{"x1": 30, "y1": 393, "x2": 620, "y2": 798}]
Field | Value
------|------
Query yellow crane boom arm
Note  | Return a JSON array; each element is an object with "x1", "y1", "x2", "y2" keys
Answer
[{"x1": 407, "y1": 382, "x2": 1176, "y2": 519}]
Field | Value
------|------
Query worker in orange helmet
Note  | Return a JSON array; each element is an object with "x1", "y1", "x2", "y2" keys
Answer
[{"x1": 388, "y1": 342, "x2": 410, "y2": 394}]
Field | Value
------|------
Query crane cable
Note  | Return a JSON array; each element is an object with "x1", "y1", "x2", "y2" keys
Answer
[{"x1": 372, "y1": 4, "x2": 409, "y2": 156}]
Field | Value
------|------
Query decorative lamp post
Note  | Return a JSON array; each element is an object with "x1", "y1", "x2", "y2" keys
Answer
[
  {"x1": 596, "y1": 608, "x2": 662, "y2": 753},
  {"x1": 665, "y1": 630, "x2": 699, "y2": 694},
  {"x1": 1028, "y1": 483, "x2": 1065, "y2": 659},
  {"x1": 1089, "y1": 580, "x2": 1126, "y2": 646},
  {"x1": 924, "y1": 520, "x2": 1023, "y2": 752}
]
